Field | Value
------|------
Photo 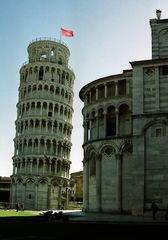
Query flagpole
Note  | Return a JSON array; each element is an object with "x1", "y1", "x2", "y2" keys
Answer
[{"x1": 60, "y1": 28, "x2": 62, "y2": 42}]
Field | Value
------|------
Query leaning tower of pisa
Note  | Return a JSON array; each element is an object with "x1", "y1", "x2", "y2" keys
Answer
[{"x1": 10, "y1": 38, "x2": 75, "y2": 210}]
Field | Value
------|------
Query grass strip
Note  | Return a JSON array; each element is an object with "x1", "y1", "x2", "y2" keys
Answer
[{"x1": 0, "y1": 210, "x2": 38, "y2": 217}]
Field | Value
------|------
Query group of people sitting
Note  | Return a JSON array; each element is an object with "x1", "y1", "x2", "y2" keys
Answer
[{"x1": 42, "y1": 210, "x2": 69, "y2": 223}]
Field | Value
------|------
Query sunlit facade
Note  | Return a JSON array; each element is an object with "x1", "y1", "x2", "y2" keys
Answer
[
  {"x1": 10, "y1": 38, "x2": 75, "y2": 210},
  {"x1": 80, "y1": 13, "x2": 168, "y2": 214}
]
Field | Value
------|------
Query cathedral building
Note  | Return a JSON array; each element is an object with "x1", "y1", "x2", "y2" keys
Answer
[
  {"x1": 80, "y1": 11, "x2": 168, "y2": 215},
  {"x1": 10, "y1": 38, "x2": 75, "y2": 210}
]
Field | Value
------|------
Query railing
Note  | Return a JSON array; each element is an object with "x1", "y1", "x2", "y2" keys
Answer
[{"x1": 29, "y1": 37, "x2": 68, "y2": 48}]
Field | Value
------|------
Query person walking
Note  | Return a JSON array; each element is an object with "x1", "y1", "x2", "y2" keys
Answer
[
  {"x1": 151, "y1": 202, "x2": 159, "y2": 220},
  {"x1": 16, "y1": 203, "x2": 19, "y2": 212}
]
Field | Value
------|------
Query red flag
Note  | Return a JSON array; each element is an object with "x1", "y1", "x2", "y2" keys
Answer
[{"x1": 61, "y1": 28, "x2": 74, "y2": 37}]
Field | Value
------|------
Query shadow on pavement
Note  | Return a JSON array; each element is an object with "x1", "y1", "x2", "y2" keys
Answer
[{"x1": 0, "y1": 214, "x2": 167, "y2": 240}]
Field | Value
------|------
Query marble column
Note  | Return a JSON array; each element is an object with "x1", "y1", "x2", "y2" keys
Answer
[
  {"x1": 96, "y1": 154, "x2": 102, "y2": 212},
  {"x1": 34, "y1": 183, "x2": 38, "y2": 210},
  {"x1": 116, "y1": 153, "x2": 123, "y2": 213},
  {"x1": 115, "y1": 108, "x2": 119, "y2": 136},
  {"x1": 115, "y1": 80, "x2": 118, "y2": 96},
  {"x1": 103, "y1": 111, "x2": 107, "y2": 138},
  {"x1": 83, "y1": 158, "x2": 89, "y2": 211},
  {"x1": 47, "y1": 184, "x2": 51, "y2": 209}
]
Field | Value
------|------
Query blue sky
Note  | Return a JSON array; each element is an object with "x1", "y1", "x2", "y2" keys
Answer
[{"x1": 0, "y1": 0, "x2": 168, "y2": 176}]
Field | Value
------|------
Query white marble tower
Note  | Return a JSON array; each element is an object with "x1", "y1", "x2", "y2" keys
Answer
[{"x1": 10, "y1": 38, "x2": 75, "y2": 210}]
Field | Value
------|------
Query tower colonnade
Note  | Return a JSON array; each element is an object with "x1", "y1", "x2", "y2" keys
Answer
[
  {"x1": 20, "y1": 64, "x2": 74, "y2": 86},
  {"x1": 15, "y1": 117, "x2": 72, "y2": 139},
  {"x1": 17, "y1": 100, "x2": 73, "y2": 122},
  {"x1": 12, "y1": 156, "x2": 70, "y2": 178},
  {"x1": 19, "y1": 83, "x2": 73, "y2": 105},
  {"x1": 13, "y1": 137, "x2": 71, "y2": 158}
]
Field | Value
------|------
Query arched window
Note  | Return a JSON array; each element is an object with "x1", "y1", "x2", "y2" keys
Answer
[
  {"x1": 106, "y1": 106, "x2": 116, "y2": 136},
  {"x1": 58, "y1": 57, "x2": 62, "y2": 65},
  {"x1": 119, "y1": 104, "x2": 130, "y2": 135},
  {"x1": 39, "y1": 67, "x2": 44, "y2": 80},
  {"x1": 118, "y1": 80, "x2": 126, "y2": 95}
]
